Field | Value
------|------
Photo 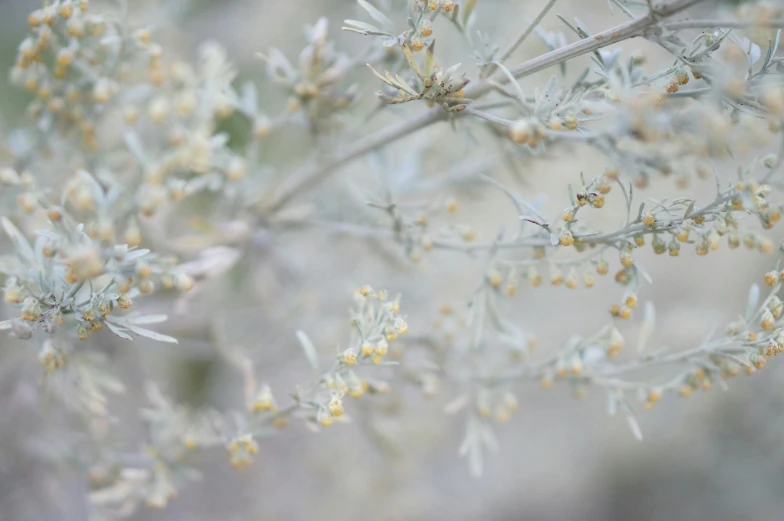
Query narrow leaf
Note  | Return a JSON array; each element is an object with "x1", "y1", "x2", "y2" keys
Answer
[
  {"x1": 125, "y1": 324, "x2": 178, "y2": 344},
  {"x1": 357, "y1": 0, "x2": 395, "y2": 33},
  {"x1": 296, "y1": 330, "x2": 320, "y2": 373}
]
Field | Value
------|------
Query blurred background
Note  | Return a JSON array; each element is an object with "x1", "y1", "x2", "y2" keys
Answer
[{"x1": 2, "y1": 0, "x2": 784, "y2": 520}]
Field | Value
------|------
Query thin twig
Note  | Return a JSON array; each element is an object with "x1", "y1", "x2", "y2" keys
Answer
[{"x1": 499, "y1": 0, "x2": 559, "y2": 63}]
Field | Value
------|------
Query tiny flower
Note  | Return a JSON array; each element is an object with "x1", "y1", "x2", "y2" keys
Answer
[
  {"x1": 607, "y1": 327, "x2": 624, "y2": 357},
  {"x1": 20, "y1": 297, "x2": 41, "y2": 322},
  {"x1": 583, "y1": 271, "x2": 595, "y2": 288},
  {"x1": 527, "y1": 267, "x2": 542, "y2": 287},
  {"x1": 341, "y1": 349, "x2": 358, "y2": 365},
  {"x1": 251, "y1": 385, "x2": 277, "y2": 412},
  {"x1": 565, "y1": 268, "x2": 579, "y2": 289},
  {"x1": 393, "y1": 317, "x2": 408, "y2": 335},
  {"x1": 590, "y1": 194, "x2": 605, "y2": 208},
  {"x1": 509, "y1": 120, "x2": 531, "y2": 145},
  {"x1": 487, "y1": 269, "x2": 503, "y2": 287},
  {"x1": 652, "y1": 234, "x2": 666, "y2": 254},
  {"x1": 750, "y1": 353, "x2": 767, "y2": 369},
  {"x1": 175, "y1": 273, "x2": 194, "y2": 291},
  {"x1": 550, "y1": 266, "x2": 563, "y2": 286},
  {"x1": 668, "y1": 237, "x2": 680, "y2": 256},
  {"x1": 760, "y1": 309, "x2": 775, "y2": 330},
  {"x1": 375, "y1": 338, "x2": 389, "y2": 356},
  {"x1": 327, "y1": 397, "x2": 344, "y2": 417},
  {"x1": 317, "y1": 407, "x2": 333, "y2": 427},
  {"x1": 117, "y1": 295, "x2": 132, "y2": 309},
  {"x1": 559, "y1": 228, "x2": 574, "y2": 247}
]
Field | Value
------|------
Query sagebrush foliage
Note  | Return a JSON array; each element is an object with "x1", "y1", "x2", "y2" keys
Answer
[{"x1": 1, "y1": 0, "x2": 784, "y2": 517}]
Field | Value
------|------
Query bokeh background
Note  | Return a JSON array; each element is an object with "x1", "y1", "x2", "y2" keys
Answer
[{"x1": 2, "y1": 0, "x2": 784, "y2": 520}]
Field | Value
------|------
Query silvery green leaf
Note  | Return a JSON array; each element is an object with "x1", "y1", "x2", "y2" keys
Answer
[
  {"x1": 104, "y1": 185, "x2": 124, "y2": 209},
  {"x1": 479, "y1": 423, "x2": 499, "y2": 452},
  {"x1": 207, "y1": 174, "x2": 224, "y2": 191},
  {"x1": 210, "y1": 132, "x2": 229, "y2": 148},
  {"x1": 240, "y1": 81, "x2": 258, "y2": 113},
  {"x1": 126, "y1": 314, "x2": 168, "y2": 325},
  {"x1": 105, "y1": 321, "x2": 133, "y2": 341},
  {"x1": 123, "y1": 131, "x2": 147, "y2": 164},
  {"x1": 394, "y1": 74, "x2": 420, "y2": 96},
  {"x1": 607, "y1": 391, "x2": 617, "y2": 416},
  {"x1": 445, "y1": 63, "x2": 462, "y2": 77},
  {"x1": 638, "y1": 302, "x2": 655, "y2": 353},
  {"x1": 357, "y1": 0, "x2": 395, "y2": 33},
  {"x1": 35, "y1": 230, "x2": 60, "y2": 240},
  {"x1": 123, "y1": 249, "x2": 151, "y2": 262},
  {"x1": 37, "y1": 112, "x2": 52, "y2": 133},
  {"x1": 462, "y1": 0, "x2": 477, "y2": 26},
  {"x1": 549, "y1": 233, "x2": 560, "y2": 246},
  {"x1": 30, "y1": 268, "x2": 50, "y2": 294},
  {"x1": 683, "y1": 199, "x2": 695, "y2": 218},
  {"x1": 77, "y1": 170, "x2": 106, "y2": 209},
  {"x1": 342, "y1": 20, "x2": 385, "y2": 35},
  {"x1": 469, "y1": 293, "x2": 486, "y2": 349},
  {"x1": 745, "y1": 284, "x2": 760, "y2": 322},
  {"x1": 634, "y1": 263, "x2": 653, "y2": 285},
  {"x1": 444, "y1": 394, "x2": 469, "y2": 415},
  {"x1": 124, "y1": 324, "x2": 178, "y2": 344},
  {"x1": 0, "y1": 320, "x2": 11, "y2": 330},
  {"x1": 34, "y1": 236, "x2": 46, "y2": 269},
  {"x1": 2, "y1": 217, "x2": 36, "y2": 265},
  {"x1": 185, "y1": 176, "x2": 212, "y2": 194},
  {"x1": 296, "y1": 330, "x2": 320, "y2": 374},
  {"x1": 625, "y1": 412, "x2": 643, "y2": 441},
  {"x1": 459, "y1": 417, "x2": 483, "y2": 477},
  {"x1": 543, "y1": 75, "x2": 557, "y2": 97}
]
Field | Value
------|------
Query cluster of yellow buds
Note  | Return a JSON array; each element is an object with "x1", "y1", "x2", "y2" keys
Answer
[
  {"x1": 475, "y1": 389, "x2": 518, "y2": 424},
  {"x1": 10, "y1": 0, "x2": 167, "y2": 152},
  {"x1": 250, "y1": 385, "x2": 277, "y2": 413},
  {"x1": 262, "y1": 19, "x2": 356, "y2": 127},
  {"x1": 227, "y1": 434, "x2": 258, "y2": 469},
  {"x1": 606, "y1": 327, "x2": 625, "y2": 358},
  {"x1": 308, "y1": 286, "x2": 402, "y2": 428},
  {"x1": 610, "y1": 292, "x2": 637, "y2": 321},
  {"x1": 509, "y1": 118, "x2": 547, "y2": 148},
  {"x1": 38, "y1": 340, "x2": 68, "y2": 372},
  {"x1": 144, "y1": 475, "x2": 178, "y2": 510},
  {"x1": 352, "y1": 285, "x2": 407, "y2": 355}
]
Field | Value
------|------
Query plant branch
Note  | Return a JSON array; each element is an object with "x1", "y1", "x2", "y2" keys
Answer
[
  {"x1": 262, "y1": 108, "x2": 445, "y2": 214},
  {"x1": 262, "y1": 0, "x2": 706, "y2": 214},
  {"x1": 499, "y1": 0, "x2": 559, "y2": 63}
]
